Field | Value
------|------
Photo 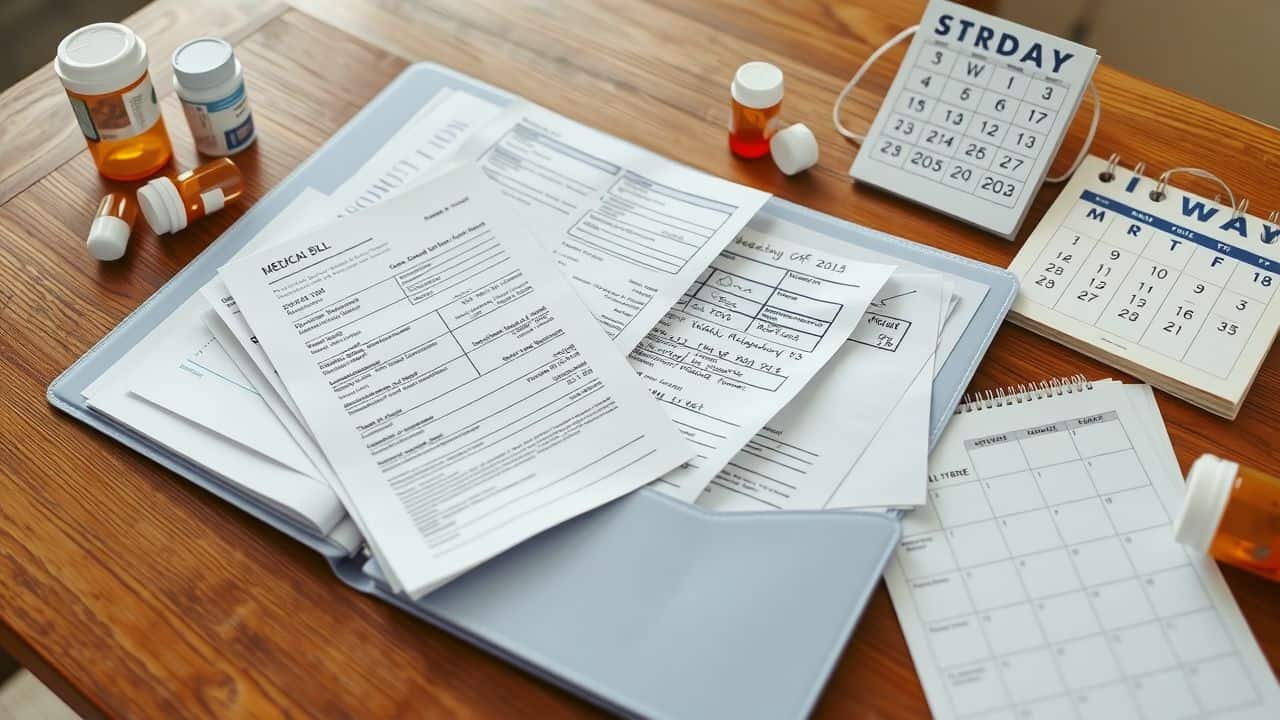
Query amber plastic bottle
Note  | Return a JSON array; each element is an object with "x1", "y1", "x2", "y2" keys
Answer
[
  {"x1": 136, "y1": 158, "x2": 244, "y2": 234},
  {"x1": 1174, "y1": 454, "x2": 1280, "y2": 581},
  {"x1": 55, "y1": 23, "x2": 173, "y2": 181},
  {"x1": 729, "y1": 61, "x2": 784, "y2": 159}
]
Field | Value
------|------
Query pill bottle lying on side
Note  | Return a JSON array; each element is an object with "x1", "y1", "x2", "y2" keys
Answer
[
  {"x1": 136, "y1": 158, "x2": 243, "y2": 235},
  {"x1": 1175, "y1": 453, "x2": 1280, "y2": 581}
]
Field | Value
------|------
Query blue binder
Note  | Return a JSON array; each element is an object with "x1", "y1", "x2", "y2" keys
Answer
[{"x1": 48, "y1": 64, "x2": 1017, "y2": 719}]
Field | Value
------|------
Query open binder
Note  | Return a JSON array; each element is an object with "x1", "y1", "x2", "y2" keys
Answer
[{"x1": 48, "y1": 63, "x2": 1018, "y2": 718}]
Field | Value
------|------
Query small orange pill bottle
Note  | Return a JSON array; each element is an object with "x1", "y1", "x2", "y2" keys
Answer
[
  {"x1": 729, "y1": 61, "x2": 783, "y2": 159},
  {"x1": 1174, "y1": 454, "x2": 1280, "y2": 581},
  {"x1": 55, "y1": 23, "x2": 173, "y2": 181},
  {"x1": 136, "y1": 158, "x2": 244, "y2": 234}
]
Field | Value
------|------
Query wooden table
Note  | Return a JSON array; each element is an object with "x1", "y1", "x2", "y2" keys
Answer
[{"x1": 1, "y1": 1, "x2": 1277, "y2": 716}]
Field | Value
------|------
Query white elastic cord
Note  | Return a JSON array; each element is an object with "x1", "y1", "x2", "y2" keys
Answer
[
  {"x1": 1045, "y1": 81, "x2": 1101, "y2": 183},
  {"x1": 1154, "y1": 167, "x2": 1236, "y2": 212},
  {"x1": 833, "y1": 25, "x2": 920, "y2": 143}
]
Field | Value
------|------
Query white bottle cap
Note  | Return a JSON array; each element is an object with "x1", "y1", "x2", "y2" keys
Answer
[
  {"x1": 55, "y1": 23, "x2": 148, "y2": 95},
  {"x1": 87, "y1": 215, "x2": 131, "y2": 261},
  {"x1": 770, "y1": 123, "x2": 819, "y2": 175},
  {"x1": 137, "y1": 177, "x2": 188, "y2": 234},
  {"x1": 731, "y1": 61, "x2": 784, "y2": 109},
  {"x1": 172, "y1": 37, "x2": 236, "y2": 90},
  {"x1": 1173, "y1": 453, "x2": 1238, "y2": 554}
]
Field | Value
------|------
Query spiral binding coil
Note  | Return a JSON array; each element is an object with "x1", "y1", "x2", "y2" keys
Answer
[
  {"x1": 956, "y1": 375, "x2": 1093, "y2": 413},
  {"x1": 1096, "y1": 156, "x2": 1280, "y2": 242}
]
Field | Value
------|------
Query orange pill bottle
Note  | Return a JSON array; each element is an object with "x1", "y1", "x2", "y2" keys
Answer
[
  {"x1": 729, "y1": 61, "x2": 784, "y2": 159},
  {"x1": 55, "y1": 23, "x2": 173, "y2": 181},
  {"x1": 136, "y1": 158, "x2": 244, "y2": 234},
  {"x1": 1174, "y1": 454, "x2": 1280, "y2": 581}
]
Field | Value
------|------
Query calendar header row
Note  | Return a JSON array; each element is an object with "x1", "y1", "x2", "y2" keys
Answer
[{"x1": 963, "y1": 410, "x2": 1119, "y2": 450}]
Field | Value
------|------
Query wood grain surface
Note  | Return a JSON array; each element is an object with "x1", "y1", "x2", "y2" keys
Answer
[{"x1": 0, "y1": 1, "x2": 1277, "y2": 717}]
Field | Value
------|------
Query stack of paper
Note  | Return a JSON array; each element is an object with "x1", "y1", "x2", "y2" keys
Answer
[{"x1": 82, "y1": 87, "x2": 984, "y2": 597}]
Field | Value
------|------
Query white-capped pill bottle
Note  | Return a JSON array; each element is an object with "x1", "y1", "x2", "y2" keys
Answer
[
  {"x1": 172, "y1": 37, "x2": 256, "y2": 156},
  {"x1": 54, "y1": 23, "x2": 173, "y2": 180}
]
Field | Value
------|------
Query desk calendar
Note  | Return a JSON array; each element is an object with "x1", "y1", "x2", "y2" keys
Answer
[
  {"x1": 850, "y1": 0, "x2": 1098, "y2": 239},
  {"x1": 886, "y1": 380, "x2": 1280, "y2": 720},
  {"x1": 1008, "y1": 154, "x2": 1280, "y2": 418}
]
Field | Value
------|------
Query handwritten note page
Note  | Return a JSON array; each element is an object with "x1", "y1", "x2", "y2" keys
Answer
[
  {"x1": 699, "y1": 272, "x2": 942, "y2": 510},
  {"x1": 220, "y1": 166, "x2": 691, "y2": 597},
  {"x1": 450, "y1": 103, "x2": 771, "y2": 350},
  {"x1": 636, "y1": 229, "x2": 893, "y2": 502}
]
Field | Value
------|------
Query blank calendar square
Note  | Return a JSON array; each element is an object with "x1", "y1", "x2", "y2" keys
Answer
[
  {"x1": 1017, "y1": 696, "x2": 1075, "y2": 720},
  {"x1": 998, "y1": 648, "x2": 1063, "y2": 703},
  {"x1": 1109, "y1": 621, "x2": 1177, "y2": 676},
  {"x1": 1075, "y1": 682, "x2": 1139, "y2": 719},
  {"x1": 1190, "y1": 655, "x2": 1258, "y2": 712},
  {"x1": 849, "y1": 0, "x2": 1098, "y2": 239},
  {"x1": 1018, "y1": 548, "x2": 1079, "y2": 598},
  {"x1": 1033, "y1": 461, "x2": 1095, "y2": 505},
  {"x1": 931, "y1": 482, "x2": 993, "y2": 526},
  {"x1": 998, "y1": 508, "x2": 1060, "y2": 556},
  {"x1": 1088, "y1": 578, "x2": 1152, "y2": 630},
  {"x1": 944, "y1": 661, "x2": 1008, "y2": 716},
  {"x1": 1085, "y1": 449, "x2": 1148, "y2": 495},
  {"x1": 983, "y1": 603, "x2": 1044, "y2": 656},
  {"x1": 1035, "y1": 591, "x2": 1098, "y2": 643},
  {"x1": 1103, "y1": 486, "x2": 1166, "y2": 534},
  {"x1": 983, "y1": 471, "x2": 1045, "y2": 516},
  {"x1": 1050, "y1": 497, "x2": 1111, "y2": 544},
  {"x1": 1122, "y1": 525, "x2": 1190, "y2": 575},
  {"x1": 1145, "y1": 566, "x2": 1210, "y2": 617},
  {"x1": 912, "y1": 572, "x2": 971, "y2": 622},
  {"x1": 1134, "y1": 668, "x2": 1198, "y2": 720},
  {"x1": 1070, "y1": 536, "x2": 1132, "y2": 586},
  {"x1": 965, "y1": 560, "x2": 1026, "y2": 610},
  {"x1": 1056, "y1": 634, "x2": 1120, "y2": 690},
  {"x1": 1165, "y1": 608, "x2": 1232, "y2": 663},
  {"x1": 928, "y1": 615, "x2": 990, "y2": 667},
  {"x1": 949, "y1": 520, "x2": 1010, "y2": 566}
]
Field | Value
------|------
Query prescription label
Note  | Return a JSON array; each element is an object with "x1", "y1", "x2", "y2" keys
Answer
[
  {"x1": 65, "y1": 74, "x2": 162, "y2": 143},
  {"x1": 850, "y1": 0, "x2": 1098, "y2": 239}
]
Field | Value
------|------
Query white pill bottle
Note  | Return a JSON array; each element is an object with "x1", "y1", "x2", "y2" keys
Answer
[{"x1": 171, "y1": 37, "x2": 256, "y2": 156}]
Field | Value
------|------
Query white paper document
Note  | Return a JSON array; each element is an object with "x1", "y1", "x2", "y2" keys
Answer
[
  {"x1": 886, "y1": 381, "x2": 1280, "y2": 719},
  {"x1": 451, "y1": 102, "x2": 771, "y2": 350},
  {"x1": 329, "y1": 88, "x2": 501, "y2": 215},
  {"x1": 219, "y1": 166, "x2": 691, "y2": 597},
  {"x1": 699, "y1": 272, "x2": 942, "y2": 510},
  {"x1": 635, "y1": 230, "x2": 893, "y2": 502}
]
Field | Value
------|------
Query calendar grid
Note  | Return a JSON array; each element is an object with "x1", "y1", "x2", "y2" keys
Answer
[
  {"x1": 866, "y1": 38, "x2": 1075, "y2": 212},
  {"x1": 899, "y1": 406, "x2": 1265, "y2": 718},
  {"x1": 1022, "y1": 186, "x2": 1279, "y2": 384}
]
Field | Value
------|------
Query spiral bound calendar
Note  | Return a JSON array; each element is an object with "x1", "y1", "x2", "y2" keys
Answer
[
  {"x1": 886, "y1": 377, "x2": 1280, "y2": 719},
  {"x1": 850, "y1": 0, "x2": 1098, "y2": 239},
  {"x1": 1008, "y1": 154, "x2": 1280, "y2": 418}
]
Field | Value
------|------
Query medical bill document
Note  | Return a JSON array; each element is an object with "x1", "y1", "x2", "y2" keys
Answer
[{"x1": 219, "y1": 166, "x2": 691, "y2": 597}]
